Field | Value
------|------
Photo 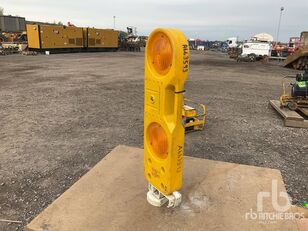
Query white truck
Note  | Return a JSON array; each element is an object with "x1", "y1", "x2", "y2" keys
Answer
[
  {"x1": 227, "y1": 37, "x2": 238, "y2": 48},
  {"x1": 241, "y1": 41, "x2": 272, "y2": 61}
]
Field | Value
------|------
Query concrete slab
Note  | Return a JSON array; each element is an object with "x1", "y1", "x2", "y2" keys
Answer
[
  {"x1": 296, "y1": 218, "x2": 308, "y2": 231},
  {"x1": 27, "y1": 145, "x2": 301, "y2": 231}
]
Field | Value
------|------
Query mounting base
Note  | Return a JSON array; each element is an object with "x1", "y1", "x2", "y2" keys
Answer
[{"x1": 146, "y1": 183, "x2": 182, "y2": 208}]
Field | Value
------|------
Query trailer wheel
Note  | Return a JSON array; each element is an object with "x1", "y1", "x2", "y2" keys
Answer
[{"x1": 248, "y1": 53, "x2": 257, "y2": 62}]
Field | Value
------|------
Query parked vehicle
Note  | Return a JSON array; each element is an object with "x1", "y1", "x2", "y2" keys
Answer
[
  {"x1": 288, "y1": 37, "x2": 300, "y2": 55},
  {"x1": 227, "y1": 37, "x2": 241, "y2": 58},
  {"x1": 241, "y1": 41, "x2": 271, "y2": 61},
  {"x1": 271, "y1": 43, "x2": 288, "y2": 57},
  {"x1": 226, "y1": 37, "x2": 238, "y2": 48}
]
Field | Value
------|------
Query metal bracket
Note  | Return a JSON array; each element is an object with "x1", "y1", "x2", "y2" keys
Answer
[{"x1": 146, "y1": 183, "x2": 182, "y2": 208}]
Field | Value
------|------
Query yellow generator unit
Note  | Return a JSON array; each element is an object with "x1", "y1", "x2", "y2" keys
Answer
[
  {"x1": 26, "y1": 24, "x2": 84, "y2": 50},
  {"x1": 144, "y1": 28, "x2": 189, "y2": 208},
  {"x1": 86, "y1": 28, "x2": 118, "y2": 49},
  {"x1": 182, "y1": 99, "x2": 206, "y2": 132}
]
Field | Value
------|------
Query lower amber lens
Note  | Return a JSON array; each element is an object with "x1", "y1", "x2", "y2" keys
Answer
[
  {"x1": 147, "y1": 122, "x2": 168, "y2": 159},
  {"x1": 149, "y1": 32, "x2": 173, "y2": 75}
]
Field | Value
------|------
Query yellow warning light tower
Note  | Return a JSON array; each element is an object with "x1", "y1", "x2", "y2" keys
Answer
[{"x1": 144, "y1": 28, "x2": 189, "y2": 207}]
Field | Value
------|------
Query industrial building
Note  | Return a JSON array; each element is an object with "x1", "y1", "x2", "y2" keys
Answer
[{"x1": 0, "y1": 15, "x2": 26, "y2": 32}]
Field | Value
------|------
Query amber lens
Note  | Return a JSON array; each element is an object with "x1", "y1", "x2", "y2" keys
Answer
[
  {"x1": 147, "y1": 122, "x2": 168, "y2": 159},
  {"x1": 149, "y1": 32, "x2": 173, "y2": 75}
]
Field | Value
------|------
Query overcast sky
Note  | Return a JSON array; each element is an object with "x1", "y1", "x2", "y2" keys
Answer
[{"x1": 1, "y1": 0, "x2": 308, "y2": 42}]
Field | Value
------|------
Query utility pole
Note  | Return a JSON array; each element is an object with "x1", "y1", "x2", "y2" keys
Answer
[
  {"x1": 276, "y1": 6, "x2": 284, "y2": 44},
  {"x1": 113, "y1": 16, "x2": 116, "y2": 29}
]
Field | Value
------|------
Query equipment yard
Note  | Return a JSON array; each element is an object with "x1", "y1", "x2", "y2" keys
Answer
[{"x1": 0, "y1": 50, "x2": 307, "y2": 229}]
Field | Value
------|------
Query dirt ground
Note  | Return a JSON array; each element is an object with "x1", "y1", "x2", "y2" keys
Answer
[{"x1": 0, "y1": 50, "x2": 307, "y2": 230}]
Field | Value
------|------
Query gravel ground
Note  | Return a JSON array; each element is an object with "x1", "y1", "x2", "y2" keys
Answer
[{"x1": 0, "y1": 50, "x2": 307, "y2": 230}]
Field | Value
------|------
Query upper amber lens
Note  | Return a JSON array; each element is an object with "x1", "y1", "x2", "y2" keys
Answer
[
  {"x1": 147, "y1": 122, "x2": 168, "y2": 159},
  {"x1": 149, "y1": 32, "x2": 173, "y2": 75}
]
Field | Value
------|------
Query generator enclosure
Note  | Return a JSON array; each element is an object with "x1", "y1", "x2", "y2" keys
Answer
[
  {"x1": 86, "y1": 28, "x2": 118, "y2": 48},
  {"x1": 27, "y1": 24, "x2": 84, "y2": 49},
  {"x1": 27, "y1": 24, "x2": 119, "y2": 51},
  {"x1": 0, "y1": 15, "x2": 26, "y2": 32}
]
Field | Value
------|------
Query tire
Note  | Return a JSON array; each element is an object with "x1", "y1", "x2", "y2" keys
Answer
[{"x1": 248, "y1": 53, "x2": 257, "y2": 62}]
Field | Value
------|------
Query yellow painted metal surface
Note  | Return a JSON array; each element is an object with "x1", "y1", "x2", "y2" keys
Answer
[
  {"x1": 39, "y1": 25, "x2": 84, "y2": 49},
  {"x1": 82, "y1": 28, "x2": 88, "y2": 48},
  {"x1": 87, "y1": 28, "x2": 118, "y2": 48},
  {"x1": 26, "y1": 24, "x2": 118, "y2": 50},
  {"x1": 26, "y1": 24, "x2": 40, "y2": 49},
  {"x1": 183, "y1": 105, "x2": 197, "y2": 117},
  {"x1": 144, "y1": 28, "x2": 189, "y2": 195},
  {"x1": 182, "y1": 99, "x2": 207, "y2": 132}
]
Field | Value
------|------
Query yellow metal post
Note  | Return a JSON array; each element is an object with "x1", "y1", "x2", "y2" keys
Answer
[{"x1": 144, "y1": 28, "x2": 189, "y2": 207}]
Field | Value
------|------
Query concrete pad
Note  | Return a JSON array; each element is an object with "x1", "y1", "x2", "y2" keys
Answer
[
  {"x1": 27, "y1": 145, "x2": 300, "y2": 231},
  {"x1": 296, "y1": 218, "x2": 308, "y2": 231}
]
